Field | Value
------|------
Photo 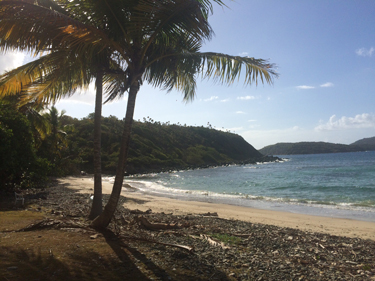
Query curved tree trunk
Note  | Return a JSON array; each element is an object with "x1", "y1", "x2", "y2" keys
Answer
[
  {"x1": 89, "y1": 71, "x2": 103, "y2": 219},
  {"x1": 91, "y1": 83, "x2": 139, "y2": 228}
]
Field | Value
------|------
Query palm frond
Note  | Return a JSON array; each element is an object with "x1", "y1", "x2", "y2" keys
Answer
[
  {"x1": 0, "y1": 1, "x2": 120, "y2": 60},
  {"x1": 198, "y1": 52, "x2": 278, "y2": 86}
]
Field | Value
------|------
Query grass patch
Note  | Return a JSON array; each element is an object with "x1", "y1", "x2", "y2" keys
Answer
[
  {"x1": 210, "y1": 233, "x2": 241, "y2": 245},
  {"x1": 0, "y1": 210, "x2": 45, "y2": 231}
]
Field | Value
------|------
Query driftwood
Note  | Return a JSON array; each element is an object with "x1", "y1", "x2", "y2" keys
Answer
[{"x1": 136, "y1": 216, "x2": 190, "y2": 230}]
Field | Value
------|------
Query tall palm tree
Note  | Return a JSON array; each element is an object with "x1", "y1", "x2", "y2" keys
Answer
[
  {"x1": 0, "y1": 0, "x2": 277, "y2": 228},
  {"x1": 0, "y1": 0, "x2": 128, "y2": 219},
  {"x1": 86, "y1": 1, "x2": 278, "y2": 228}
]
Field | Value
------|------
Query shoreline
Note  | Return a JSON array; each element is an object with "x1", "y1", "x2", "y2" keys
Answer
[{"x1": 59, "y1": 176, "x2": 375, "y2": 241}]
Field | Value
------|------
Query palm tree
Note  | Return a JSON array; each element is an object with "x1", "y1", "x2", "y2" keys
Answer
[
  {"x1": 87, "y1": 1, "x2": 278, "y2": 228},
  {"x1": 0, "y1": 0, "x2": 277, "y2": 228},
  {"x1": 0, "y1": 0, "x2": 128, "y2": 219}
]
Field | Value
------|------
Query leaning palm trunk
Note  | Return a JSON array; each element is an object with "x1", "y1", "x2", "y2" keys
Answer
[
  {"x1": 91, "y1": 83, "x2": 139, "y2": 228},
  {"x1": 89, "y1": 71, "x2": 104, "y2": 219}
]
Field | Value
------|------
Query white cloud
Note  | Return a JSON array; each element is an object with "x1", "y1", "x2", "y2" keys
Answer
[
  {"x1": 0, "y1": 52, "x2": 26, "y2": 73},
  {"x1": 296, "y1": 85, "x2": 315, "y2": 90},
  {"x1": 315, "y1": 113, "x2": 375, "y2": 131},
  {"x1": 356, "y1": 47, "x2": 374, "y2": 57},
  {"x1": 204, "y1": 96, "x2": 219, "y2": 102},
  {"x1": 236, "y1": 111, "x2": 246, "y2": 114},
  {"x1": 320, "y1": 82, "x2": 334, "y2": 88},
  {"x1": 238, "y1": 52, "x2": 248, "y2": 57},
  {"x1": 220, "y1": 98, "x2": 230, "y2": 102},
  {"x1": 237, "y1": 95, "x2": 256, "y2": 100},
  {"x1": 248, "y1": 119, "x2": 257, "y2": 122}
]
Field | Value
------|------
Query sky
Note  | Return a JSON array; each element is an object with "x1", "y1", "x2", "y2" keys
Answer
[{"x1": 1, "y1": 0, "x2": 375, "y2": 149}]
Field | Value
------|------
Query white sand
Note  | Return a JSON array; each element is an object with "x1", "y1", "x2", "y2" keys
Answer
[{"x1": 58, "y1": 176, "x2": 375, "y2": 241}]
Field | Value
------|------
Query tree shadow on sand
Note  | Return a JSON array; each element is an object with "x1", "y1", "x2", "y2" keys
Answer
[
  {"x1": 97, "y1": 228, "x2": 231, "y2": 281},
  {"x1": 0, "y1": 245, "x2": 149, "y2": 281}
]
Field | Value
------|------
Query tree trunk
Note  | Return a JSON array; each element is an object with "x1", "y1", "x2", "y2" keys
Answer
[
  {"x1": 91, "y1": 83, "x2": 139, "y2": 228},
  {"x1": 89, "y1": 71, "x2": 103, "y2": 219}
]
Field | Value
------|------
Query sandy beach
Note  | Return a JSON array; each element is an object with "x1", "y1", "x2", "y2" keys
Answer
[{"x1": 59, "y1": 176, "x2": 375, "y2": 241}]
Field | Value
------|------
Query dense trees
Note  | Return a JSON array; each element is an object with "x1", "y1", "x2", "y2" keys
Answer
[
  {"x1": 0, "y1": 104, "x2": 50, "y2": 190},
  {"x1": 0, "y1": 106, "x2": 265, "y2": 191},
  {"x1": 65, "y1": 115, "x2": 263, "y2": 174}
]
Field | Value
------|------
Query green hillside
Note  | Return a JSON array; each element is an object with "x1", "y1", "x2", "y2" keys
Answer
[
  {"x1": 350, "y1": 137, "x2": 375, "y2": 151},
  {"x1": 62, "y1": 115, "x2": 266, "y2": 174},
  {"x1": 259, "y1": 141, "x2": 370, "y2": 156}
]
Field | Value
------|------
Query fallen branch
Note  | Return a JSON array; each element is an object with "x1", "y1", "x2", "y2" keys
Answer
[{"x1": 16, "y1": 218, "x2": 89, "y2": 232}]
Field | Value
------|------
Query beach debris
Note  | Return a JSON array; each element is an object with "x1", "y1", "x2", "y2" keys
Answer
[
  {"x1": 130, "y1": 208, "x2": 152, "y2": 214},
  {"x1": 135, "y1": 216, "x2": 189, "y2": 230},
  {"x1": 198, "y1": 212, "x2": 218, "y2": 217},
  {"x1": 90, "y1": 234, "x2": 100, "y2": 239},
  {"x1": 6, "y1": 182, "x2": 375, "y2": 281},
  {"x1": 199, "y1": 234, "x2": 230, "y2": 249}
]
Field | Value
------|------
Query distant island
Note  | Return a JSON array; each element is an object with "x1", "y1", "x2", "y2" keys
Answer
[{"x1": 259, "y1": 137, "x2": 375, "y2": 155}]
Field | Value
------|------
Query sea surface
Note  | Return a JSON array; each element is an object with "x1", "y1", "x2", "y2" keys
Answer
[{"x1": 104, "y1": 151, "x2": 375, "y2": 222}]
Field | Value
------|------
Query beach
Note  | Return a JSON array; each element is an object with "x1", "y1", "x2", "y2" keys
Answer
[{"x1": 60, "y1": 176, "x2": 375, "y2": 241}]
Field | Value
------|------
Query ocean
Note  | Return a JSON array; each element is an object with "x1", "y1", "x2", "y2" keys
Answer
[{"x1": 104, "y1": 151, "x2": 375, "y2": 222}]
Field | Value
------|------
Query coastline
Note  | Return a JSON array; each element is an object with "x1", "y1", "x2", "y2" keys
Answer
[{"x1": 59, "y1": 176, "x2": 375, "y2": 241}]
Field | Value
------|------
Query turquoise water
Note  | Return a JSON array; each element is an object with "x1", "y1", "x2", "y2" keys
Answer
[{"x1": 106, "y1": 151, "x2": 375, "y2": 221}]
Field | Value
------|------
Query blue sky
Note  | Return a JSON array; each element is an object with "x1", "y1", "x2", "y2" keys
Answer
[{"x1": 1, "y1": 0, "x2": 375, "y2": 149}]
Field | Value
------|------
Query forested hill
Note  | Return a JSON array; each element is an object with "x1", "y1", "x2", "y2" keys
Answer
[
  {"x1": 350, "y1": 137, "x2": 375, "y2": 151},
  {"x1": 259, "y1": 139, "x2": 375, "y2": 156},
  {"x1": 63, "y1": 115, "x2": 266, "y2": 174}
]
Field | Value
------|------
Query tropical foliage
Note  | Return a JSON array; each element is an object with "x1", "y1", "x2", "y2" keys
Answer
[
  {"x1": 0, "y1": 103, "x2": 51, "y2": 190},
  {"x1": 60, "y1": 114, "x2": 263, "y2": 175}
]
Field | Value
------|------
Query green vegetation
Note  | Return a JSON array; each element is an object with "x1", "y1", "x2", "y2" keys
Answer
[
  {"x1": 63, "y1": 115, "x2": 264, "y2": 175},
  {"x1": 259, "y1": 140, "x2": 375, "y2": 155},
  {"x1": 350, "y1": 137, "x2": 375, "y2": 151},
  {"x1": 0, "y1": 104, "x2": 269, "y2": 191},
  {"x1": 0, "y1": 105, "x2": 50, "y2": 190},
  {"x1": 210, "y1": 233, "x2": 242, "y2": 245}
]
